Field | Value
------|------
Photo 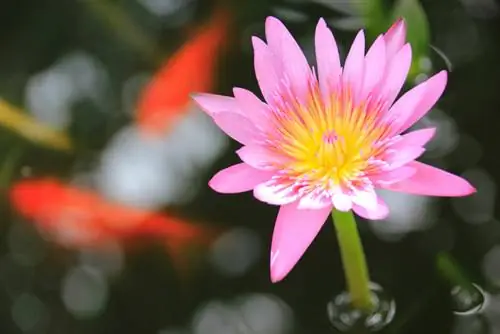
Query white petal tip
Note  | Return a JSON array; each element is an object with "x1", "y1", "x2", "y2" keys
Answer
[{"x1": 333, "y1": 206, "x2": 351, "y2": 212}]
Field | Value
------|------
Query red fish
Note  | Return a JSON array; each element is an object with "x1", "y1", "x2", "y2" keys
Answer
[
  {"x1": 9, "y1": 178, "x2": 220, "y2": 276},
  {"x1": 136, "y1": 7, "x2": 231, "y2": 135}
]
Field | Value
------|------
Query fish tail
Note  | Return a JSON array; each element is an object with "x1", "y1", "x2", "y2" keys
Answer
[{"x1": 135, "y1": 3, "x2": 232, "y2": 136}]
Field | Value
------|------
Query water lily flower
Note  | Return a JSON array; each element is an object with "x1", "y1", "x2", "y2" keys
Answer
[{"x1": 193, "y1": 17, "x2": 476, "y2": 283}]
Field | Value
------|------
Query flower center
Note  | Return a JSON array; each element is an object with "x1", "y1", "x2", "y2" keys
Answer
[
  {"x1": 322, "y1": 130, "x2": 338, "y2": 144},
  {"x1": 265, "y1": 84, "x2": 391, "y2": 190}
]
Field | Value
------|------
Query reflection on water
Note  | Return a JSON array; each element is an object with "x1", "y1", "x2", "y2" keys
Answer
[
  {"x1": 451, "y1": 283, "x2": 487, "y2": 316},
  {"x1": 451, "y1": 290, "x2": 500, "y2": 334},
  {"x1": 327, "y1": 282, "x2": 396, "y2": 333}
]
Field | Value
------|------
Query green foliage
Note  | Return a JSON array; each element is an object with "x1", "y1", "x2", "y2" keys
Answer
[
  {"x1": 351, "y1": 0, "x2": 387, "y2": 39},
  {"x1": 391, "y1": 0, "x2": 431, "y2": 79},
  {"x1": 351, "y1": 0, "x2": 431, "y2": 80}
]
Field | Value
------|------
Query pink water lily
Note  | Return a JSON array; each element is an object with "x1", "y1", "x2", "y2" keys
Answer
[{"x1": 193, "y1": 17, "x2": 476, "y2": 283}]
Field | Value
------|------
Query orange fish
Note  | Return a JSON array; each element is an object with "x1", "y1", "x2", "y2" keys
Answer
[
  {"x1": 136, "y1": 7, "x2": 231, "y2": 135},
  {"x1": 9, "y1": 178, "x2": 220, "y2": 276}
]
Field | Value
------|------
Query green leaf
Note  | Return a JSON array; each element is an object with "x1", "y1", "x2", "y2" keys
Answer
[{"x1": 350, "y1": 0, "x2": 387, "y2": 38}]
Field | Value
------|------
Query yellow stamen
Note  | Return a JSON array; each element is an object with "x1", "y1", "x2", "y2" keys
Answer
[{"x1": 266, "y1": 86, "x2": 389, "y2": 189}]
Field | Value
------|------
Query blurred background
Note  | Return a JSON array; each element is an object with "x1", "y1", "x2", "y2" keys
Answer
[{"x1": 0, "y1": 0, "x2": 499, "y2": 333}]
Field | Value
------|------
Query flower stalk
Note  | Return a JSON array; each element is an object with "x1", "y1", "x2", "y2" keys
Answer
[
  {"x1": 331, "y1": 209, "x2": 374, "y2": 312},
  {"x1": 436, "y1": 252, "x2": 476, "y2": 295}
]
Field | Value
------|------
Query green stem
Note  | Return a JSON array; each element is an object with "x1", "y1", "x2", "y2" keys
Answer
[
  {"x1": 332, "y1": 209, "x2": 374, "y2": 312},
  {"x1": 436, "y1": 252, "x2": 476, "y2": 295}
]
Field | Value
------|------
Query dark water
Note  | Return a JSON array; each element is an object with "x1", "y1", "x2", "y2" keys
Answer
[{"x1": 0, "y1": 0, "x2": 499, "y2": 333}]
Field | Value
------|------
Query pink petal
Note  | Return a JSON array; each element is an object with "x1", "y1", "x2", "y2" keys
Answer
[
  {"x1": 383, "y1": 19, "x2": 407, "y2": 60},
  {"x1": 232, "y1": 87, "x2": 270, "y2": 130},
  {"x1": 192, "y1": 93, "x2": 238, "y2": 116},
  {"x1": 236, "y1": 145, "x2": 284, "y2": 170},
  {"x1": 264, "y1": 17, "x2": 311, "y2": 101},
  {"x1": 332, "y1": 192, "x2": 353, "y2": 211},
  {"x1": 371, "y1": 166, "x2": 416, "y2": 186},
  {"x1": 399, "y1": 128, "x2": 436, "y2": 147},
  {"x1": 254, "y1": 180, "x2": 298, "y2": 205},
  {"x1": 252, "y1": 36, "x2": 282, "y2": 104},
  {"x1": 209, "y1": 163, "x2": 274, "y2": 194},
  {"x1": 352, "y1": 196, "x2": 390, "y2": 220},
  {"x1": 382, "y1": 161, "x2": 476, "y2": 196},
  {"x1": 400, "y1": 71, "x2": 448, "y2": 131},
  {"x1": 270, "y1": 202, "x2": 332, "y2": 282},
  {"x1": 297, "y1": 192, "x2": 332, "y2": 210},
  {"x1": 361, "y1": 35, "x2": 386, "y2": 100},
  {"x1": 351, "y1": 188, "x2": 378, "y2": 211},
  {"x1": 388, "y1": 71, "x2": 448, "y2": 135},
  {"x1": 380, "y1": 43, "x2": 412, "y2": 106},
  {"x1": 315, "y1": 18, "x2": 341, "y2": 100},
  {"x1": 342, "y1": 30, "x2": 365, "y2": 105},
  {"x1": 386, "y1": 146, "x2": 426, "y2": 169},
  {"x1": 212, "y1": 111, "x2": 259, "y2": 145}
]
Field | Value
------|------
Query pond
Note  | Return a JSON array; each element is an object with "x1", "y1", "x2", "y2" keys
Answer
[{"x1": 0, "y1": 0, "x2": 499, "y2": 333}]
